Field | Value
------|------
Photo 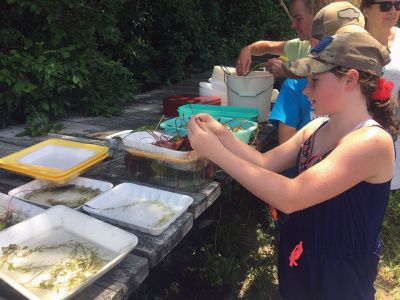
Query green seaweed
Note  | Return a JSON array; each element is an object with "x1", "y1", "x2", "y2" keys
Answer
[
  {"x1": 24, "y1": 185, "x2": 101, "y2": 208},
  {"x1": 0, "y1": 241, "x2": 105, "y2": 292}
]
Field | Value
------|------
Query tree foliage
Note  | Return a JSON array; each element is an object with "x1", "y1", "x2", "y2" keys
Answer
[{"x1": 0, "y1": 0, "x2": 292, "y2": 135}]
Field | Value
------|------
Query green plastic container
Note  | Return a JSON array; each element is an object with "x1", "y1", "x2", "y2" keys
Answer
[
  {"x1": 160, "y1": 116, "x2": 258, "y2": 144},
  {"x1": 178, "y1": 104, "x2": 259, "y2": 122}
]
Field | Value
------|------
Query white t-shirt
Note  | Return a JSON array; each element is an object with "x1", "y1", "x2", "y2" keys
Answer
[
  {"x1": 383, "y1": 26, "x2": 400, "y2": 100},
  {"x1": 384, "y1": 27, "x2": 400, "y2": 190}
]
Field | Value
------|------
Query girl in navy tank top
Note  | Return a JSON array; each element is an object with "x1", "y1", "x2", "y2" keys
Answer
[{"x1": 187, "y1": 32, "x2": 398, "y2": 299}]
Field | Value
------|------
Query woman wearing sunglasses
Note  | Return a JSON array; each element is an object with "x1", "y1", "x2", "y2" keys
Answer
[
  {"x1": 361, "y1": 0, "x2": 400, "y2": 190},
  {"x1": 361, "y1": 0, "x2": 400, "y2": 98}
]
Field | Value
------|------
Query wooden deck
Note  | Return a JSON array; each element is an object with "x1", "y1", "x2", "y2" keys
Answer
[{"x1": 0, "y1": 71, "x2": 225, "y2": 299}]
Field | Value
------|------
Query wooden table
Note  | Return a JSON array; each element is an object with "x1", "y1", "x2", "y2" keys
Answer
[
  {"x1": 0, "y1": 72, "x2": 223, "y2": 299},
  {"x1": 0, "y1": 136, "x2": 221, "y2": 300}
]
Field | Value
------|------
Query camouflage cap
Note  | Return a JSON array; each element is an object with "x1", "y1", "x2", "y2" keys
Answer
[
  {"x1": 312, "y1": 2, "x2": 365, "y2": 40},
  {"x1": 282, "y1": 32, "x2": 391, "y2": 78}
]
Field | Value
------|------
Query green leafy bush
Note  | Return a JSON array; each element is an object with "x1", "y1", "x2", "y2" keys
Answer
[{"x1": 1, "y1": 0, "x2": 292, "y2": 135}]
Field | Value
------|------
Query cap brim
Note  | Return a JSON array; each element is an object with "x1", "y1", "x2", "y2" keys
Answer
[{"x1": 282, "y1": 57, "x2": 336, "y2": 78}]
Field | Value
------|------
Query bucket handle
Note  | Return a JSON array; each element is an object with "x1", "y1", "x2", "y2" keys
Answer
[
  {"x1": 220, "y1": 65, "x2": 233, "y2": 76},
  {"x1": 224, "y1": 76, "x2": 275, "y2": 97}
]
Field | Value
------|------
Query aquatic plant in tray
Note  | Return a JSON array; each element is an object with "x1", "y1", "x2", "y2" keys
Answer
[
  {"x1": 8, "y1": 177, "x2": 113, "y2": 210},
  {"x1": 0, "y1": 193, "x2": 44, "y2": 232},
  {"x1": 0, "y1": 206, "x2": 138, "y2": 300},
  {"x1": 0, "y1": 240, "x2": 106, "y2": 292},
  {"x1": 83, "y1": 182, "x2": 193, "y2": 236},
  {"x1": 23, "y1": 185, "x2": 101, "y2": 208}
]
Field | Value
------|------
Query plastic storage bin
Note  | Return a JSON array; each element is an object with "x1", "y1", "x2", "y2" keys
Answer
[
  {"x1": 124, "y1": 148, "x2": 216, "y2": 193},
  {"x1": 163, "y1": 94, "x2": 221, "y2": 117},
  {"x1": 121, "y1": 130, "x2": 216, "y2": 192},
  {"x1": 178, "y1": 104, "x2": 259, "y2": 122},
  {"x1": 160, "y1": 116, "x2": 258, "y2": 144}
]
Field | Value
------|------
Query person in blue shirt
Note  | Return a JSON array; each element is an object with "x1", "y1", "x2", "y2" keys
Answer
[
  {"x1": 269, "y1": 78, "x2": 314, "y2": 144},
  {"x1": 269, "y1": 2, "x2": 366, "y2": 145}
]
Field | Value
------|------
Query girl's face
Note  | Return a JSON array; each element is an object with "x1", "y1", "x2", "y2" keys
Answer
[
  {"x1": 290, "y1": 0, "x2": 314, "y2": 41},
  {"x1": 303, "y1": 71, "x2": 348, "y2": 115},
  {"x1": 363, "y1": 1, "x2": 400, "y2": 30}
]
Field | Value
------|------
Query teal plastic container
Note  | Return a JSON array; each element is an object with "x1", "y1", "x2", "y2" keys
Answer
[
  {"x1": 160, "y1": 116, "x2": 258, "y2": 144},
  {"x1": 178, "y1": 104, "x2": 259, "y2": 122}
]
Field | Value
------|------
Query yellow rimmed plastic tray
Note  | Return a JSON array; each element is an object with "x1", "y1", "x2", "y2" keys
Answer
[{"x1": 0, "y1": 139, "x2": 109, "y2": 184}]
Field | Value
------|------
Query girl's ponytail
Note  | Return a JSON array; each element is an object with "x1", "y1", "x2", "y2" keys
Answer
[{"x1": 332, "y1": 67, "x2": 399, "y2": 140}]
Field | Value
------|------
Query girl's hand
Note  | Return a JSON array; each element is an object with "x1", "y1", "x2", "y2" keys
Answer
[
  {"x1": 187, "y1": 116, "x2": 224, "y2": 158},
  {"x1": 192, "y1": 113, "x2": 229, "y2": 137}
]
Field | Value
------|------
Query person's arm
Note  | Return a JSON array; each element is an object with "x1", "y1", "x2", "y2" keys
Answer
[
  {"x1": 188, "y1": 114, "x2": 324, "y2": 174},
  {"x1": 278, "y1": 122, "x2": 297, "y2": 144},
  {"x1": 188, "y1": 121, "x2": 395, "y2": 214},
  {"x1": 236, "y1": 41, "x2": 286, "y2": 76},
  {"x1": 247, "y1": 41, "x2": 286, "y2": 56}
]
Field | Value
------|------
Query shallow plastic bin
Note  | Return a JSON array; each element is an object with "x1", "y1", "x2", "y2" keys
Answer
[
  {"x1": 163, "y1": 94, "x2": 221, "y2": 117},
  {"x1": 178, "y1": 104, "x2": 259, "y2": 122},
  {"x1": 160, "y1": 116, "x2": 258, "y2": 144},
  {"x1": 0, "y1": 139, "x2": 108, "y2": 184},
  {"x1": 83, "y1": 182, "x2": 193, "y2": 235},
  {"x1": 124, "y1": 148, "x2": 217, "y2": 193}
]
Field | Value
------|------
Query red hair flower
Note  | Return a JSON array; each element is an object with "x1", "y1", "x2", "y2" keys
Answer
[{"x1": 371, "y1": 78, "x2": 394, "y2": 101}]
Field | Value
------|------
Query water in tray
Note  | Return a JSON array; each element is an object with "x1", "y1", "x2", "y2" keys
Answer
[
  {"x1": 92, "y1": 198, "x2": 177, "y2": 228},
  {"x1": 0, "y1": 227, "x2": 114, "y2": 300}
]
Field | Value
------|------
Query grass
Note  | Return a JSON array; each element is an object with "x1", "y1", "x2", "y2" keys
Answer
[
  {"x1": 376, "y1": 191, "x2": 400, "y2": 299},
  {"x1": 130, "y1": 181, "x2": 280, "y2": 299},
  {"x1": 130, "y1": 185, "x2": 400, "y2": 300}
]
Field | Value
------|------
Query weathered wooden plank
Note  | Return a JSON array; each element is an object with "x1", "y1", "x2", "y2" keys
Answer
[
  {"x1": 0, "y1": 125, "x2": 48, "y2": 147},
  {"x1": 0, "y1": 281, "x2": 24, "y2": 300},
  {"x1": 0, "y1": 141, "x2": 24, "y2": 157},
  {"x1": 189, "y1": 181, "x2": 221, "y2": 218},
  {"x1": 72, "y1": 284, "x2": 120, "y2": 300},
  {"x1": 94, "y1": 254, "x2": 149, "y2": 297},
  {"x1": 0, "y1": 170, "x2": 31, "y2": 193},
  {"x1": 54, "y1": 118, "x2": 152, "y2": 140},
  {"x1": 127, "y1": 212, "x2": 193, "y2": 268},
  {"x1": 0, "y1": 280, "x2": 120, "y2": 300},
  {"x1": 133, "y1": 89, "x2": 172, "y2": 103},
  {"x1": 121, "y1": 102, "x2": 164, "y2": 114},
  {"x1": 164, "y1": 86, "x2": 199, "y2": 94},
  {"x1": 120, "y1": 109, "x2": 163, "y2": 121},
  {"x1": 47, "y1": 133, "x2": 109, "y2": 146}
]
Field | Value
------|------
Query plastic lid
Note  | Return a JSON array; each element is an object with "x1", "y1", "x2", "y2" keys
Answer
[{"x1": 0, "y1": 139, "x2": 109, "y2": 183}]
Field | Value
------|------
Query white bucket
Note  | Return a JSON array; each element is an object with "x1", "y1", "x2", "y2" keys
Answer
[{"x1": 225, "y1": 71, "x2": 274, "y2": 122}]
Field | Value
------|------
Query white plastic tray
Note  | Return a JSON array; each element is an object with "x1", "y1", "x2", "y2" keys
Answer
[
  {"x1": 17, "y1": 145, "x2": 97, "y2": 170},
  {"x1": 121, "y1": 131, "x2": 197, "y2": 159},
  {"x1": 0, "y1": 192, "x2": 44, "y2": 228},
  {"x1": 0, "y1": 205, "x2": 138, "y2": 300},
  {"x1": 8, "y1": 177, "x2": 113, "y2": 210},
  {"x1": 83, "y1": 182, "x2": 193, "y2": 236}
]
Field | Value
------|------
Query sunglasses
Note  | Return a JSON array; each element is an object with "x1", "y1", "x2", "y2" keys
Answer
[{"x1": 371, "y1": 1, "x2": 400, "y2": 12}]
